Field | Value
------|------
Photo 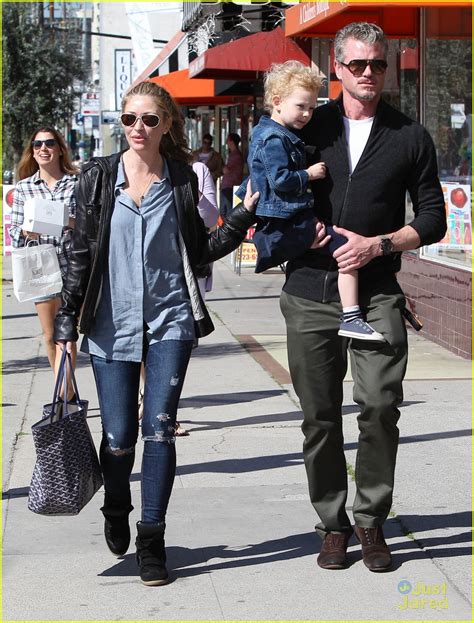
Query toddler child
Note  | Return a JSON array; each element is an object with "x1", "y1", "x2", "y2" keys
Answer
[{"x1": 237, "y1": 60, "x2": 384, "y2": 341}]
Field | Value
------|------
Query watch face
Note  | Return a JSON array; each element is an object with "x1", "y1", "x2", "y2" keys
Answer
[{"x1": 381, "y1": 238, "x2": 394, "y2": 255}]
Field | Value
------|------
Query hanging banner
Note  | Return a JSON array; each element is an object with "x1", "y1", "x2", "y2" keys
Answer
[{"x1": 115, "y1": 49, "x2": 133, "y2": 111}]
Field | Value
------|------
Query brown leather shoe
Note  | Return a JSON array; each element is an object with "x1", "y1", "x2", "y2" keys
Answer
[
  {"x1": 354, "y1": 525, "x2": 392, "y2": 572},
  {"x1": 317, "y1": 531, "x2": 353, "y2": 569}
]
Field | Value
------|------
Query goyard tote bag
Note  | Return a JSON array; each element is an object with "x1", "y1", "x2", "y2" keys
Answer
[{"x1": 28, "y1": 349, "x2": 103, "y2": 515}]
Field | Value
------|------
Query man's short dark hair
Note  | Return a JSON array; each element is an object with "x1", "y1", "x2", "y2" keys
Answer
[{"x1": 202, "y1": 133, "x2": 213, "y2": 144}]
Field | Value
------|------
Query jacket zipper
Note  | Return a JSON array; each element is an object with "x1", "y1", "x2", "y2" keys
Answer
[
  {"x1": 322, "y1": 173, "x2": 352, "y2": 303},
  {"x1": 79, "y1": 160, "x2": 111, "y2": 330}
]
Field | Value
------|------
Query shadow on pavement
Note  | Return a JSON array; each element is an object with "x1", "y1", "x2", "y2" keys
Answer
[
  {"x1": 179, "y1": 388, "x2": 288, "y2": 408},
  {"x1": 2, "y1": 353, "x2": 92, "y2": 375},
  {"x1": 98, "y1": 531, "x2": 318, "y2": 579},
  {"x1": 97, "y1": 514, "x2": 472, "y2": 580}
]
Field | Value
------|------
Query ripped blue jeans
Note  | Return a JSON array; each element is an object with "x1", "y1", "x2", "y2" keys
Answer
[{"x1": 91, "y1": 339, "x2": 193, "y2": 523}]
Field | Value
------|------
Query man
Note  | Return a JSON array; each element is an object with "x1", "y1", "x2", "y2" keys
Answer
[
  {"x1": 280, "y1": 22, "x2": 446, "y2": 572},
  {"x1": 192, "y1": 134, "x2": 224, "y2": 183}
]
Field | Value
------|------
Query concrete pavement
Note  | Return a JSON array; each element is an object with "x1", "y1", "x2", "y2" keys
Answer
[{"x1": 2, "y1": 253, "x2": 472, "y2": 621}]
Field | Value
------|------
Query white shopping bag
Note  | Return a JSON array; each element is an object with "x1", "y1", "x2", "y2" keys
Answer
[
  {"x1": 23, "y1": 197, "x2": 68, "y2": 237},
  {"x1": 12, "y1": 243, "x2": 63, "y2": 302}
]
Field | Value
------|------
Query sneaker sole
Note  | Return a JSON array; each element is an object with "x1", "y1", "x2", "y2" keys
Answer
[{"x1": 337, "y1": 330, "x2": 386, "y2": 342}]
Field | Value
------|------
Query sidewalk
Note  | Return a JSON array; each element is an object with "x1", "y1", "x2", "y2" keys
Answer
[{"x1": 2, "y1": 254, "x2": 472, "y2": 621}]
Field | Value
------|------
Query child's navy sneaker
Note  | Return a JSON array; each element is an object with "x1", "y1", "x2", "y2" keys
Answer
[{"x1": 338, "y1": 318, "x2": 385, "y2": 342}]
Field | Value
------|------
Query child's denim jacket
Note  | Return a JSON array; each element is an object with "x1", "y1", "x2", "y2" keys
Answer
[{"x1": 236, "y1": 115, "x2": 313, "y2": 219}]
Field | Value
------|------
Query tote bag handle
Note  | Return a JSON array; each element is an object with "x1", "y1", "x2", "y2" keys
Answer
[{"x1": 49, "y1": 348, "x2": 81, "y2": 419}]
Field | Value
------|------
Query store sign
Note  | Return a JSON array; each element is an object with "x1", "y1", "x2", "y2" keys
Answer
[
  {"x1": 115, "y1": 49, "x2": 132, "y2": 110},
  {"x1": 299, "y1": 1, "x2": 347, "y2": 25},
  {"x1": 2, "y1": 184, "x2": 15, "y2": 256},
  {"x1": 81, "y1": 92, "x2": 100, "y2": 116},
  {"x1": 239, "y1": 241, "x2": 257, "y2": 266},
  {"x1": 102, "y1": 110, "x2": 120, "y2": 125},
  {"x1": 189, "y1": 53, "x2": 206, "y2": 79},
  {"x1": 438, "y1": 182, "x2": 472, "y2": 249}
]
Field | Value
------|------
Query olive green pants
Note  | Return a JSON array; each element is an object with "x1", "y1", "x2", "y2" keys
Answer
[{"x1": 280, "y1": 282, "x2": 407, "y2": 536}]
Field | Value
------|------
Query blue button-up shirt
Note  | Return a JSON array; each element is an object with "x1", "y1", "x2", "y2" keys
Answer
[{"x1": 81, "y1": 159, "x2": 194, "y2": 361}]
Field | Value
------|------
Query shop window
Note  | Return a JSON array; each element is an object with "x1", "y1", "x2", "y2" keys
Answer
[{"x1": 420, "y1": 7, "x2": 472, "y2": 271}]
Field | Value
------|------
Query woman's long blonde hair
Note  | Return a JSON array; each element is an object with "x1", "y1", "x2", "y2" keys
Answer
[
  {"x1": 122, "y1": 81, "x2": 191, "y2": 163},
  {"x1": 16, "y1": 126, "x2": 78, "y2": 181}
]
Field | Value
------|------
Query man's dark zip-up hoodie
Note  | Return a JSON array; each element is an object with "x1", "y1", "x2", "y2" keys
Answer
[
  {"x1": 54, "y1": 152, "x2": 255, "y2": 342},
  {"x1": 283, "y1": 97, "x2": 446, "y2": 303}
]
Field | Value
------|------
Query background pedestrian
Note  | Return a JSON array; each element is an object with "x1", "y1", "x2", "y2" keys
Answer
[
  {"x1": 10, "y1": 126, "x2": 78, "y2": 395},
  {"x1": 219, "y1": 132, "x2": 244, "y2": 220}
]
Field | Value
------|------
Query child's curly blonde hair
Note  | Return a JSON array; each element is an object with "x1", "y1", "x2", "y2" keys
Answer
[{"x1": 264, "y1": 60, "x2": 322, "y2": 112}]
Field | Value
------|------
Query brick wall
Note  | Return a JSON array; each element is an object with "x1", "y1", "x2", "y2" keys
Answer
[{"x1": 397, "y1": 253, "x2": 472, "y2": 359}]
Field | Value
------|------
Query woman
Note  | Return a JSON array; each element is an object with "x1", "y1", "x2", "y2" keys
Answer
[
  {"x1": 10, "y1": 126, "x2": 78, "y2": 391},
  {"x1": 220, "y1": 132, "x2": 244, "y2": 220},
  {"x1": 54, "y1": 81, "x2": 258, "y2": 587}
]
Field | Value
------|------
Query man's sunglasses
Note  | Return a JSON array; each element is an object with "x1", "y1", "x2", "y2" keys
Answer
[
  {"x1": 120, "y1": 113, "x2": 161, "y2": 128},
  {"x1": 339, "y1": 59, "x2": 388, "y2": 76},
  {"x1": 32, "y1": 139, "x2": 57, "y2": 149}
]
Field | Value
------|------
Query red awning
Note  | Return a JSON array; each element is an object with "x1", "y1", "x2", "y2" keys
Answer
[
  {"x1": 285, "y1": 0, "x2": 472, "y2": 39},
  {"x1": 189, "y1": 27, "x2": 310, "y2": 80},
  {"x1": 149, "y1": 70, "x2": 252, "y2": 106}
]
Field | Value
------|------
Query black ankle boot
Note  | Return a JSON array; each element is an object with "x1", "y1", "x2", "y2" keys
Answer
[
  {"x1": 135, "y1": 521, "x2": 169, "y2": 586},
  {"x1": 102, "y1": 506, "x2": 133, "y2": 556}
]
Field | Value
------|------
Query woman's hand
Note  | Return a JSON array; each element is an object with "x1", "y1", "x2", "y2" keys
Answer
[
  {"x1": 22, "y1": 229, "x2": 39, "y2": 240},
  {"x1": 57, "y1": 340, "x2": 74, "y2": 354},
  {"x1": 243, "y1": 180, "x2": 260, "y2": 213}
]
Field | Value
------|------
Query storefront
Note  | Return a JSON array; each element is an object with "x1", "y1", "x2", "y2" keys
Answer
[{"x1": 285, "y1": 1, "x2": 472, "y2": 358}]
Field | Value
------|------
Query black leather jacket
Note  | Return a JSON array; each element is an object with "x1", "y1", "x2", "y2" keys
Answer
[{"x1": 54, "y1": 152, "x2": 254, "y2": 342}]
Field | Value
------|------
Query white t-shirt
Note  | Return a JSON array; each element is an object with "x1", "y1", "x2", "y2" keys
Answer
[{"x1": 342, "y1": 116, "x2": 374, "y2": 174}]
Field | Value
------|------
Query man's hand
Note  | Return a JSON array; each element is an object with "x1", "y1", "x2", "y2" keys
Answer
[
  {"x1": 243, "y1": 180, "x2": 260, "y2": 213},
  {"x1": 310, "y1": 220, "x2": 331, "y2": 249},
  {"x1": 332, "y1": 225, "x2": 380, "y2": 273}
]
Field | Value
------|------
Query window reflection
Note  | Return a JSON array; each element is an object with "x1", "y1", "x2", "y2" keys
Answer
[{"x1": 421, "y1": 7, "x2": 472, "y2": 270}]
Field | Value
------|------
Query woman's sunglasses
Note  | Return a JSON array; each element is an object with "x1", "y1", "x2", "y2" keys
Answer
[
  {"x1": 32, "y1": 139, "x2": 57, "y2": 150},
  {"x1": 339, "y1": 59, "x2": 388, "y2": 76},
  {"x1": 120, "y1": 113, "x2": 161, "y2": 128}
]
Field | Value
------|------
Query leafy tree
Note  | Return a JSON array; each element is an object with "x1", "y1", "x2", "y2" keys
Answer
[{"x1": 2, "y1": 2, "x2": 87, "y2": 171}]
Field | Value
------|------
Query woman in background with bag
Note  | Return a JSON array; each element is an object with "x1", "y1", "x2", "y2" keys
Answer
[
  {"x1": 54, "y1": 81, "x2": 258, "y2": 587},
  {"x1": 10, "y1": 126, "x2": 78, "y2": 390}
]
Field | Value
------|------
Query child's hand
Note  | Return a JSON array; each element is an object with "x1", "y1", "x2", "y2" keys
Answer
[
  {"x1": 306, "y1": 162, "x2": 326, "y2": 181},
  {"x1": 310, "y1": 220, "x2": 331, "y2": 249}
]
